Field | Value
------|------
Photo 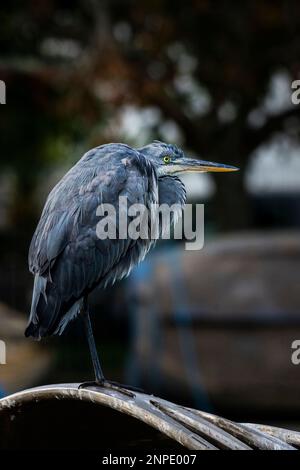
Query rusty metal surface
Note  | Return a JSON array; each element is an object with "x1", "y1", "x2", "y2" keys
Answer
[{"x1": 0, "y1": 383, "x2": 298, "y2": 450}]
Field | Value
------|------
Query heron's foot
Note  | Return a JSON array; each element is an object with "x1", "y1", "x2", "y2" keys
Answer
[
  {"x1": 105, "y1": 380, "x2": 145, "y2": 394},
  {"x1": 78, "y1": 379, "x2": 144, "y2": 395},
  {"x1": 78, "y1": 380, "x2": 104, "y2": 390}
]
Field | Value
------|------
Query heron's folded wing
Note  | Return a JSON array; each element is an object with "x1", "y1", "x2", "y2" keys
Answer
[{"x1": 29, "y1": 148, "x2": 157, "y2": 301}]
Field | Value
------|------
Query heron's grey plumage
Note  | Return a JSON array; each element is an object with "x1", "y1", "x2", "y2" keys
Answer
[
  {"x1": 26, "y1": 141, "x2": 237, "y2": 343},
  {"x1": 26, "y1": 142, "x2": 187, "y2": 339}
]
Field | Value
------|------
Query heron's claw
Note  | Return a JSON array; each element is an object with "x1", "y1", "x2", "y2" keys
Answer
[
  {"x1": 106, "y1": 380, "x2": 145, "y2": 394},
  {"x1": 78, "y1": 380, "x2": 104, "y2": 390},
  {"x1": 78, "y1": 379, "x2": 144, "y2": 396}
]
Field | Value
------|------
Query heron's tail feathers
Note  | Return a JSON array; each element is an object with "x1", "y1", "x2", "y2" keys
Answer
[
  {"x1": 24, "y1": 321, "x2": 41, "y2": 339},
  {"x1": 25, "y1": 274, "x2": 59, "y2": 339},
  {"x1": 25, "y1": 274, "x2": 81, "y2": 339}
]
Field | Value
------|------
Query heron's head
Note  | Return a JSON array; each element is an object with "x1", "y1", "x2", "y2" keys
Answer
[{"x1": 139, "y1": 141, "x2": 238, "y2": 176}]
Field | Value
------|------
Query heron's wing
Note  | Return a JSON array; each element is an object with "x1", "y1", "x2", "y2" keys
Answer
[
  {"x1": 53, "y1": 162, "x2": 157, "y2": 299},
  {"x1": 29, "y1": 147, "x2": 155, "y2": 275},
  {"x1": 27, "y1": 147, "x2": 157, "y2": 337}
]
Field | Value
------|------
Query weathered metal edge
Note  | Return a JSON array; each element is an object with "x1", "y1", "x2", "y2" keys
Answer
[{"x1": 0, "y1": 384, "x2": 298, "y2": 451}]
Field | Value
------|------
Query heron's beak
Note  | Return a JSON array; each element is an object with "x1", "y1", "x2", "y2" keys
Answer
[{"x1": 182, "y1": 158, "x2": 239, "y2": 173}]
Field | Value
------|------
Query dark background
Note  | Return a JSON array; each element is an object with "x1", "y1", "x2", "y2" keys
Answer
[{"x1": 1, "y1": 0, "x2": 300, "y2": 428}]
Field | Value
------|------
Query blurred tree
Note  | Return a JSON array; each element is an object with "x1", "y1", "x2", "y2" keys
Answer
[{"x1": 0, "y1": 0, "x2": 300, "y2": 231}]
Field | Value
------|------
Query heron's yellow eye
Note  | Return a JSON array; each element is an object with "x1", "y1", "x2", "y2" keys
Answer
[{"x1": 163, "y1": 156, "x2": 171, "y2": 164}]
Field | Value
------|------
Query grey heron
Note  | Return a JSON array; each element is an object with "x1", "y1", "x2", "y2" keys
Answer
[{"x1": 26, "y1": 141, "x2": 238, "y2": 388}]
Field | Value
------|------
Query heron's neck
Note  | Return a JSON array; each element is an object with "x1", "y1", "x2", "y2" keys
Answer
[{"x1": 158, "y1": 175, "x2": 186, "y2": 207}]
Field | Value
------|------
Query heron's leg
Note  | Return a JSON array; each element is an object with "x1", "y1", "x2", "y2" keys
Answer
[
  {"x1": 81, "y1": 297, "x2": 105, "y2": 384},
  {"x1": 79, "y1": 297, "x2": 144, "y2": 394}
]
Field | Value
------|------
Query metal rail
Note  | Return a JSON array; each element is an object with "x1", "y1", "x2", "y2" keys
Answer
[{"x1": 0, "y1": 383, "x2": 299, "y2": 450}]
